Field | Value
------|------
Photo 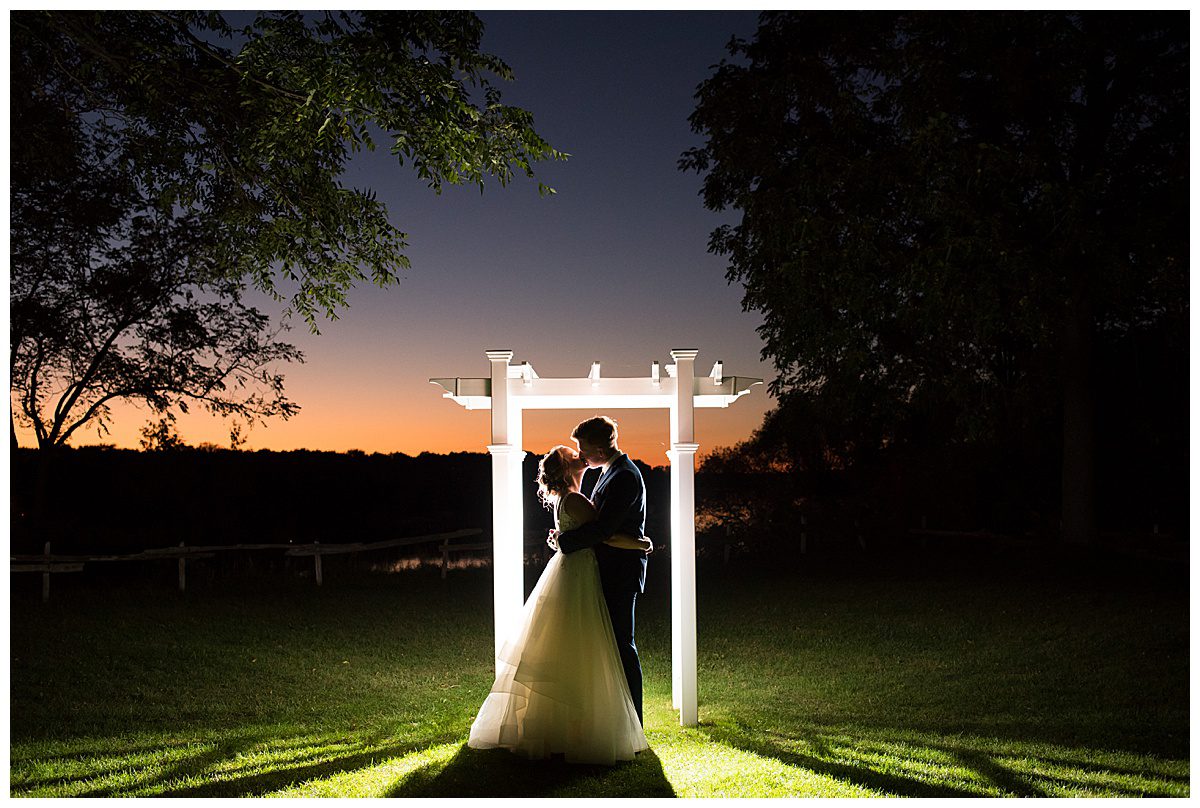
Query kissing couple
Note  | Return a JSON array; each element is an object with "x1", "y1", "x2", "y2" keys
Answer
[{"x1": 467, "y1": 415, "x2": 652, "y2": 765}]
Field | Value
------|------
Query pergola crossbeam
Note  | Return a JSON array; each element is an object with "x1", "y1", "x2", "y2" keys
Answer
[{"x1": 429, "y1": 376, "x2": 760, "y2": 411}]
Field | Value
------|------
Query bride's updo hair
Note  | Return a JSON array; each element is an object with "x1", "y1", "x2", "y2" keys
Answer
[{"x1": 536, "y1": 445, "x2": 573, "y2": 510}]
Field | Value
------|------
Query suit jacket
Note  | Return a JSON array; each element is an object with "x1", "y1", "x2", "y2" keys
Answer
[{"x1": 557, "y1": 452, "x2": 648, "y2": 593}]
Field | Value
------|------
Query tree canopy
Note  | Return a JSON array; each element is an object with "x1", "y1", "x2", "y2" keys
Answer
[
  {"x1": 683, "y1": 12, "x2": 1188, "y2": 542},
  {"x1": 12, "y1": 11, "x2": 562, "y2": 450},
  {"x1": 10, "y1": 121, "x2": 302, "y2": 449},
  {"x1": 14, "y1": 11, "x2": 562, "y2": 328}
]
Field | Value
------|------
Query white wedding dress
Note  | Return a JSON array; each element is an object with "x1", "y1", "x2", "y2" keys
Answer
[{"x1": 467, "y1": 496, "x2": 648, "y2": 764}]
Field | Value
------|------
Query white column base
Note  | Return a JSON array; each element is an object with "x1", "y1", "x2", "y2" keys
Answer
[
  {"x1": 487, "y1": 443, "x2": 525, "y2": 671},
  {"x1": 669, "y1": 441, "x2": 700, "y2": 727}
]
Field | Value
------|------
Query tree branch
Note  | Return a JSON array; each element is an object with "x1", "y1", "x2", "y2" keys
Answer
[{"x1": 147, "y1": 11, "x2": 311, "y2": 105}]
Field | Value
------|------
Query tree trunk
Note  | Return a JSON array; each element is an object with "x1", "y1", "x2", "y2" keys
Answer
[
  {"x1": 1060, "y1": 271, "x2": 1097, "y2": 546},
  {"x1": 24, "y1": 446, "x2": 60, "y2": 556},
  {"x1": 12, "y1": 412, "x2": 27, "y2": 550}
]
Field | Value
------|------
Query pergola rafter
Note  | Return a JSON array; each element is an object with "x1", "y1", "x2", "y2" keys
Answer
[{"x1": 430, "y1": 348, "x2": 762, "y2": 727}]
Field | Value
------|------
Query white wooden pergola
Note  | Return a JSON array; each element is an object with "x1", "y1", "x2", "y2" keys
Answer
[{"x1": 430, "y1": 349, "x2": 761, "y2": 727}]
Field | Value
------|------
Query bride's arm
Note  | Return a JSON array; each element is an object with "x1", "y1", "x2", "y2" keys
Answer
[
  {"x1": 556, "y1": 471, "x2": 639, "y2": 554},
  {"x1": 560, "y1": 495, "x2": 650, "y2": 553},
  {"x1": 605, "y1": 533, "x2": 653, "y2": 553}
]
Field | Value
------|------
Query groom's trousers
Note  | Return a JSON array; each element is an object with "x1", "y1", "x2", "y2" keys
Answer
[{"x1": 604, "y1": 589, "x2": 643, "y2": 726}]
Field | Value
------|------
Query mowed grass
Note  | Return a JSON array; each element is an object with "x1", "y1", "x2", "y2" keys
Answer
[{"x1": 9, "y1": 551, "x2": 1189, "y2": 798}]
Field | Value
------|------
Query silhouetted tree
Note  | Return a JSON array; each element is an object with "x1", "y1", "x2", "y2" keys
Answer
[
  {"x1": 682, "y1": 12, "x2": 1188, "y2": 545},
  {"x1": 12, "y1": 11, "x2": 562, "y2": 547},
  {"x1": 12, "y1": 11, "x2": 562, "y2": 449},
  {"x1": 13, "y1": 12, "x2": 561, "y2": 328},
  {"x1": 11, "y1": 128, "x2": 302, "y2": 450}
]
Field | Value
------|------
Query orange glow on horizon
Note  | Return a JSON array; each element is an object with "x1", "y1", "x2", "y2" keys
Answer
[{"x1": 13, "y1": 392, "x2": 771, "y2": 466}]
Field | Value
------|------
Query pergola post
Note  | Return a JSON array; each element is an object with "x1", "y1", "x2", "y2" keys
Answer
[
  {"x1": 486, "y1": 350, "x2": 525, "y2": 667},
  {"x1": 432, "y1": 348, "x2": 760, "y2": 725},
  {"x1": 669, "y1": 349, "x2": 700, "y2": 726}
]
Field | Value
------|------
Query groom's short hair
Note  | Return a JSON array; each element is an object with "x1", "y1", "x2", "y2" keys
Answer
[{"x1": 573, "y1": 416, "x2": 618, "y2": 450}]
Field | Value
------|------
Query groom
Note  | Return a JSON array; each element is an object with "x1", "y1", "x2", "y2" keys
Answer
[{"x1": 550, "y1": 415, "x2": 648, "y2": 725}]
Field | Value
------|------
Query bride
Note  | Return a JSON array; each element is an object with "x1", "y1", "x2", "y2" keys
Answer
[{"x1": 467, "y1": 445, "x2": 651, "y2": 765}]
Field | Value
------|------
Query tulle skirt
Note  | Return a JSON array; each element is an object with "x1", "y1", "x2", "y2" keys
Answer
[{"x1": 467, "y1": 548, "x2": 648, "y2": 765}]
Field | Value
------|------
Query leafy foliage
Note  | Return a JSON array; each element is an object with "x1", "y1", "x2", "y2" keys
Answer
[
  {"x1": 13, "y1": 11, "x2": 562, "y2": 327},
  {"x1": 10, "y1": 113, "x2": 302, "y2": 448},
  {"x1": 683, "y1": 11, "x2": 1186, "y2": 444},
  {"x1": 11, "y1": 11, "x2": 562, "y2": 448},
  {"x1": 682, "y1": 12, "x2": 1188, "y2": 537}
]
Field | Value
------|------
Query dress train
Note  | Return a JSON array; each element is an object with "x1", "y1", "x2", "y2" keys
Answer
[{"x1": 467, "y1": 545, "x2": 648, "y2": 764}]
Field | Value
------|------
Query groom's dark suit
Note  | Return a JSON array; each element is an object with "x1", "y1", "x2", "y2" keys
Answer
[{"x1": 557, "y1": 452, "x2": 648, "y2": 724}]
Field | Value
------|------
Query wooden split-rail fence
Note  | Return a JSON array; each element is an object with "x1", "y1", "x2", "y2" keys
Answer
[{"x1": 10, "y1": 529, "x2": 487, "y2": 601}]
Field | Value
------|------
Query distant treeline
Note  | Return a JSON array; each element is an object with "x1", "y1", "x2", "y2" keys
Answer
[
  {"x1": 10, "y1": 447, "x2": 679, "y2": 555},
  {"x1": 11, "y1": 434, "x2": 1185, "y2": 558}
]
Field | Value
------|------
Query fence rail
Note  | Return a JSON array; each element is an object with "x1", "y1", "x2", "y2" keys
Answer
[{"x1": 11, "y1": 529, "x2": 485, "y2": 600}]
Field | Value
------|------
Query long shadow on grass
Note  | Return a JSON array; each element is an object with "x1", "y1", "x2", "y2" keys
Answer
[
  {"x1": 951, "y1": 747, "x2": 1046, "y2": 797},
  {"x1": 1020, "y1": 752, "x2": 1189, "y2": 785},
  {"x1": 950, "y1": 748, "x2": 1187, "y2": 797},
  {"x1": 703, "y1": 721, "x2": 1187, "y2": 798},
  {"x1": 700, "y1": 722, "x2": 980, "y2": 798},
  {"x1": 387, "y1": 743, "x2": 676, "y2": 798},
  {"x1": 148, "y1": 733, "x2": 464, "y2": 797},
  {"x1": 74, "y1": 735, "x2": 266, "y2": 798}
]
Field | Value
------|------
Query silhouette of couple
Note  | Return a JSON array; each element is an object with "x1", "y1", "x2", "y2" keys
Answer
[{"x1": 467, "y1": 416, "x2": 651, "y2": 765}]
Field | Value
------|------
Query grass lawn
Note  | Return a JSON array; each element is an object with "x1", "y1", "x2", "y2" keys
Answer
[{"x1": 9, "y1": 550, "x2": 1189, "y2": 797}]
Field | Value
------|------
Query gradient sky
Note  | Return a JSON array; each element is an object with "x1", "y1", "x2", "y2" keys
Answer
[{"x1": 28, "y1": 11, "x2": 776, "y2": 465}]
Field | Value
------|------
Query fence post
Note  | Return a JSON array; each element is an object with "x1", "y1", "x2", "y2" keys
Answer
[
  {"x1": 441, "y1": 537, "x2": 450, "y2": 579},
  {"x1": 800, "y1": 515, "x2": 807, "y2": 554},
  {"x1": 314, "y1": 540, "x2": 323, "y2": 586},
  {"x1": 42, "y1": 542, "x2": 50, "y2": 603},
  {"x1": 856, "y1": 519, "x2": 866, "y2": 551},
  {"x1": 178, "y1": 541, "x2": 186, "y2": 593}
]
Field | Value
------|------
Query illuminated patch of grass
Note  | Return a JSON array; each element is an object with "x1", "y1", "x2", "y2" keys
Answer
[{"x1": 10, "y1": 561, "x2": 1188, "y2": 797}]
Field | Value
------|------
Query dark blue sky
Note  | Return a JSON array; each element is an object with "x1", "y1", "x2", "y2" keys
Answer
[{"x1": 90, "y1": 11, "x2": 775, "y2": 461}]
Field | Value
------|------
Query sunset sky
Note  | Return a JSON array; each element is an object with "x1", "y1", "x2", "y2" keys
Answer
[{"x1": 18, "y1": 11, "x2": 775, "y2": 465}]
